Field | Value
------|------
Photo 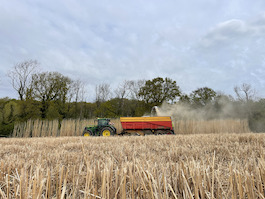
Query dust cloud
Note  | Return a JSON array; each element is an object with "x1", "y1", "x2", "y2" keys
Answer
[{"x1": 150, "y1": 97, "x2": 246, "y2": 120}]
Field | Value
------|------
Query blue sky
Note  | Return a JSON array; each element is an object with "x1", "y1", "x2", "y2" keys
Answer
[{"x1": 1, "y1": 0, "x2": 265, "y2": 101}]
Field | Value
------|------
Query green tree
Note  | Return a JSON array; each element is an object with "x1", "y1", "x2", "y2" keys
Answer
[
  {"x1": 248, "y1": 99, "x2": 265, "y2": 132},
  {"x1": 18, "y1": 99, "x2": 41, "y2": 121},
  {"x1": 138, "y1": 77, "x2": 181, "y2": 106},
  {"x1": 94, "y1": 100, "x2": 118, "y2": 118},
  {"x1": 46, "y1": 102, "x2": 62, "y2": 120},
  {"x1": 190, "y1": 87, "x2": 217, "y2": 108},
  {"x1": 179, "y1": 94, "x2": 191, "y2": 105},
  {"x1": 82, "y1": 102, "x2": 97, "y2": 119},
  {"x1": 94, "y1": 98, "x2": 145, "y2": 118},
  {"x1": 0, "y1": 100, "x2": 20, "y2": 136},
  {"x1": 28, "y1": 72, "x2": 72, "y2": 118},
  {"x1": 3, "y1": 101, "x2": 20, "y2": 123}
]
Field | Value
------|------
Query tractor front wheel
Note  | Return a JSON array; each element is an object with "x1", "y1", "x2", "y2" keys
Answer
[
  {"x1": 83, "y1": 129, "x2": 93, "y2": 136},
  {"x1": 100, "y1": 127, "x2": 113, "y2": 136}
]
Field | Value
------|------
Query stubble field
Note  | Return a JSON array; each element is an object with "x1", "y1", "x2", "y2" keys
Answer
[{"x1": 0, "y1": 133, "x2": 265, "y2": 198}]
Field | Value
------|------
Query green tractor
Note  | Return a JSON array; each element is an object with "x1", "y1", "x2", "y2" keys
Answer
[{"x1": 83, "y1": 118, "x2": 117, "y2": 136}]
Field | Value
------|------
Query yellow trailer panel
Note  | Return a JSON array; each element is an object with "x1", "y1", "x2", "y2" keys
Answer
[{"x1": 120, "y1": 116, "x2": 172, "y2": 122}]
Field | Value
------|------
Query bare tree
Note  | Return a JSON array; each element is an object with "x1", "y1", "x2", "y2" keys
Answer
[
  {"x1": 114, "y1": 80, "x2": 131, "y2": 99},
  {"x1": 113, "y1": 80, "x2": 133, "y2": 116},
  {"x1": 78, "y1": 82, "x2": 86, "y2": 102},
  {"x1": 128, "y1": 79, "x2": 146, "y2": 100},
  {"x1": 67, "y1": 79, "x2": 86, "y2": 118},
  {"x1": 95, "y1": 83, "x2": 112, "y2": 103},
  {"x1": 8, "y1": 60, "x2": 39, "y2": 100},
  {"x1": 68, "y1": 80, "x2": 86, "y2": 103},
  {"x1": 234, "y1": 83, "x2": 256, "y2": 102}
]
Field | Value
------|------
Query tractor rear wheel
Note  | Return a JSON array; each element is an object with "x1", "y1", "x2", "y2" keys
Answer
[
  {"x1": 100, "y1": 127, "x2": 113, "y2": 136},
  {"x1": 83, "y1": 129, "x2": 93, "y2": 136}
]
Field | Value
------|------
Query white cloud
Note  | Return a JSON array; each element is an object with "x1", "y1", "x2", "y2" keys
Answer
[
  {"x1": 201, "y1": 20, "x2": 247, "y2": 47},
  {"x1": 200, "y1": 18, "x2": 265, "y2": 48},
  {"x1": 1, "y1": 0, "x2": 265, "y2": 100},
  {"x1": 192, "y1": 15, "x2": 265, "y2": 96}
]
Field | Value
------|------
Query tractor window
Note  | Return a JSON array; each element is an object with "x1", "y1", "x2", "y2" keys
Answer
[{"x1": 98, "y1": 119, "x2": 109, "y2": 126}]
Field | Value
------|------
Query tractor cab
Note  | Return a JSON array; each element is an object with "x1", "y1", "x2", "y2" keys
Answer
[
  {"x1": 98, "y1": 118, "x2": 110, "y2": 126},
  {"x1": 83, "y1": 118, "x2": 116, "y2": 136}
]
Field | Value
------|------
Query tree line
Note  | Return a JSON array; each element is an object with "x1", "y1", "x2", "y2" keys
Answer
[{"x1": 0, "y1": 60, "x2": 265, "y2": 136}]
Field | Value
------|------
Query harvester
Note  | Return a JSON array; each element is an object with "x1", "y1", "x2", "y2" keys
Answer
[{"x1": 83, "y1": 116, "x2": 174, "y2": 136}]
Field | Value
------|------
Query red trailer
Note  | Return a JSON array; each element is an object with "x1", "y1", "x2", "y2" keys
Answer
[{"x1": 120, "y1": 116, "x2": 174, "y2": 135}]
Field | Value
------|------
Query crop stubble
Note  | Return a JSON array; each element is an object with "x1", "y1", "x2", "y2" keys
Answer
[{"x1": 0, "y1": 133, "x2": 264, "y2": 198}]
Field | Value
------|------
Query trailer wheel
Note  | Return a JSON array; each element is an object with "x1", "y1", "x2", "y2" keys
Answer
[
  {"x1": 100, "y1": 127, "x2": 113, "y2": 136},
  {"x1": 143, "y1": 130, "x2": 152, "y2": 135},
  {"x1": 155, "y1": 130, "x2": 164, "y2": 135},
  {"x1": 166, "y1": 130, "x2": 174, "y2": 135}
]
